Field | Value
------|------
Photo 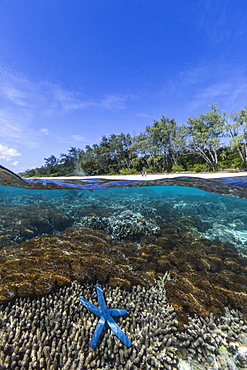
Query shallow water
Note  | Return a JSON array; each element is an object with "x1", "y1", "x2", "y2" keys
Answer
[
  {"x1": 1, "y1": 167, "x2": 247, "y2": 369},
  {"x1": 1, "y1": 173, "x2": 247, "y2": 249}
]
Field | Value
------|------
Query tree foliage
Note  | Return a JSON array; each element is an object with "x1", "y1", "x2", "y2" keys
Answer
[
  {"x1": 19, "y1": 104, "x2": 247, "y2": 177},
  {"x1": 225, "y1": 107, "x2": 247, "y2": 165},
  {"x1": 44, "y1": 155, "x2": 58, "y2": 168},
  {"x1": 186, "y1": 104, "x2": 225, "y2": 171}
]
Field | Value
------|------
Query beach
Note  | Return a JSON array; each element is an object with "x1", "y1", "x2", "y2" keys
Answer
[{"x1": 39, "y1": 171, "x2": 247, "y2": 181}]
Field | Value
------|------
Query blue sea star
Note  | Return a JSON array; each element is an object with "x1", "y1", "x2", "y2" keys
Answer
[{"x1": 79, "y1": 284, "x2": 132, "y2": 349}]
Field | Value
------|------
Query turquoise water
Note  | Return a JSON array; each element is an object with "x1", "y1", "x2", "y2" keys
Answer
[
  {"x1": 2, "y1": 168, "x2": 247, "y2": 369},
  {"x1": 1, "y1": 180, "x2": 247, "y2": 248}
]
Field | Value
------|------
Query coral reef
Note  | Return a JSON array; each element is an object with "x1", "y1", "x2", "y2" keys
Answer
[
  {"x1": 0, "y1": 202, "x2": 70, "y2": 248},
  {"x1": 80, "y1": 209, "x2": 160, "y2": 241},
  {"x1": 0, "y1": 282, "x2": 179, "y2": 370},
  {"x1": 177, "y1": 308, "x2": 247, "y2": 369},
  {"x1": 51, "y1": 188, "x2": 247, "y2": 249},
  {"x1": 1, "y1": 223, "x2": 247, "y2": 328},
  {"x1": 1, "y1": 281, "x2": 247, "y2": 369},
  {"x1": 141, "y1": 223, "x2": 247, "y2": 324},
  {"x1": 2, "y1": 170, "x2": 247, "y2": 368},
  {"x1": 2, "y1": 183, "x2": 247, "y2": 250},
  {"x1": 79, "y1": 283, "x2": 132, "y2": 349},
  {"x1": 0, "y1": 226, "x2": 155, "y2": 302}
]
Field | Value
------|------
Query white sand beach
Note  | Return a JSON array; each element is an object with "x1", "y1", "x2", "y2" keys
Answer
[{"x1": 39, "y1": 172, "x2": 247, "y2": 181}]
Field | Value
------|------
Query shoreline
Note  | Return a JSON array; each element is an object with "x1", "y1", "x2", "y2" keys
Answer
[{"x1": 34, "y1": 171, "x2": 247, "y2": 181}]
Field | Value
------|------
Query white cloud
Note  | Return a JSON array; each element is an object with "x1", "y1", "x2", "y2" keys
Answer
[
  {"x1": 0, "y1": 144, "x2": 21, "y2": 161},
  {"x1": 186, "y1": 78, "x2": 247, "y2": 113},
  {"x1": 186, "y1": 82, "x2": 231, "y2": 112},
  {"x1": 55, "y1": 134, "x2": 90, "y2": 145},
  {"x1": 98, "y1": 94, "x2": 127, "y2": 110},
  {"x1": 71, "y1": 135, "x2": 86, "y2": 142},
  {"x1": 2, "y1": 86, "x2": 28, "y2": 107},
  {"x1": 0, "y1": 66, "x2": 129, "y2": 114},
  {"x1": 11, "y1": 160, "x2": 19, "y2": 166},
  {"x1": 40, "y1": 128, "x2": 50, "y2": 135},
  {"x1": 165, "y1": 62, "x2": 247, "y2": 114},
  {"x1": 135, "y1": 113, "x2": 151, "y2": 118},
  {"x1": 0, "y1": 112, "x2": 23, "y2": 139},
  {"x1": 0, "y1": 66, "x2": 130, "y2": 150}
]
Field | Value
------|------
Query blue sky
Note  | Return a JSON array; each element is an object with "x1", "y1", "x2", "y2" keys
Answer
[{"x1": 0, "y1": 0, "x2": 247, "y2": 172}]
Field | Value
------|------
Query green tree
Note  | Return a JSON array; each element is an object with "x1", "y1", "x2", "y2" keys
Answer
[
  {"x1": 142, "y1": 116, "x2": 185, "y2": 172},
  {"x1": 59, "y1": 147, "x2": 83, "y2": 175},
  {"x1": 44, "y1": 155, "x2": 58, "y2": 167},
  {"x1": 79, "y1": 134, "x2": 138, "y2": 174},
  {"x1": 108, "y1": 133, "x2": 137, "y2": 170},
  {"x1": 92, "y1": 138, "x2": 113, "y2": 173},
  {"x1": 186, "y1": 104, "x2": 225, "y2": 171},
  {"x1": 225, "y1": 107, "x2": 247, "y2": 167},
  {"x1": 131, "y1": 133, "x2": 153, "y2": 170},
  {"x1": 78, "y1": 146, "x2": 98, "y2": 174}
]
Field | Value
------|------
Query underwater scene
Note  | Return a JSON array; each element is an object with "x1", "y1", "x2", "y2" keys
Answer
[{"x1": 2, "y1": 167, "x2": 247, "y2": 369}]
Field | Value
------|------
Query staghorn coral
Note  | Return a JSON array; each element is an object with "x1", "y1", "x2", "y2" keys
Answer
[
  {"x1": 1, "y1": 281, "x2": 247, "y2": 369},
  {"x1": 0, "y1": 282, "x2": 179, "y2": 370},
  {"x1": 79, "y1": 284, "x2": 132, "y2": 349},
  {"x1": 177, "y1": 308, "x2": 247, "y2": 369}
]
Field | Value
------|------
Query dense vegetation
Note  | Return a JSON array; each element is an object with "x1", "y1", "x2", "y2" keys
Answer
[{"x1": 19, "y1": 104, "x2": 247, "y2": 177}]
